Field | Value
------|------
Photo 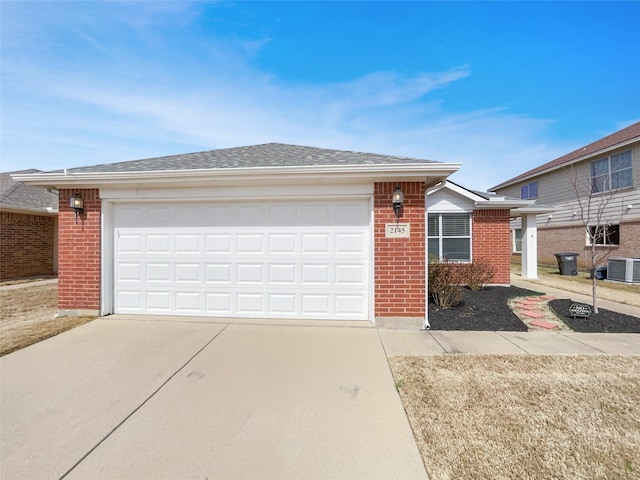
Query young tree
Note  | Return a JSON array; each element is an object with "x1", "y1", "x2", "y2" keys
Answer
[{"x1": 564, "y1": 165, "x2": 620, "y2": 314}]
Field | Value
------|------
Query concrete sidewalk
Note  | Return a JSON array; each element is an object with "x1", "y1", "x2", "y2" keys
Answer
[
  {"x1": 379, "y1": 329, "x2": 640, "y2": 356},
  {"x1": 1, "y1": 317, "x2": 426, "y2": 480}
]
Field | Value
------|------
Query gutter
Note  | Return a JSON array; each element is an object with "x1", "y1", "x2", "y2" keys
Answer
[
  {"x1": 0, "y1": 205, "x2": 58, "y2": 215},
  {"x1": 12, "y1": 163, "x2": 462, "y2": 188}
]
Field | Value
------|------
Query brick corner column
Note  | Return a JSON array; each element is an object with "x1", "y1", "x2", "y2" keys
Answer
[
  {"x1": 58, "y1": 189, "x2": 101, "y2": 312},
  {"x1": 373, "y1": 182, "x2": 426, "y2": 319}
]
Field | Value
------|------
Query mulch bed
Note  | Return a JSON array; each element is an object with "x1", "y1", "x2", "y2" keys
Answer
[
  {"x1": 428, "y1": 286, "x2": 541, "y2": 331},
  {"x1": 548, "y1": 299, "x2": 640, "y2": 333},
  {"x1": 428, "y1": 286, "x2": 640, "y2": 333}
]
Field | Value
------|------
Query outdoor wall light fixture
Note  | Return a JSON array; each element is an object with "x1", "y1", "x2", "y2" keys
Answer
[
  {"x1": 70, "y1": 193, "x2": 84, "y2": 224},
  {"x1": 392, "y1": 186, "x2": 404, "y2": 220}
]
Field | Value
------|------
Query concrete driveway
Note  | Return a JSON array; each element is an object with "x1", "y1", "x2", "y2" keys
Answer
[{"x1": 1, "y1": 316, "x2": 427, "y2": 480}]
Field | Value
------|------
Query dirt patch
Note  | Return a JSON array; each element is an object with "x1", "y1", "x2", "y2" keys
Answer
[
  {"x1": 0, "y1": 282, "x2": 96, "y2": 356},
  {"x1": 390, "y1": 355, "x2": 640, "y2": 480}
]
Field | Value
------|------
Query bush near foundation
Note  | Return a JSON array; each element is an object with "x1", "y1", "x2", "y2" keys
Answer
[
  {"x1": 428, "y1": 258, "x2": 495, "y2": 308},
  {"x1": 428, "y1": 258, "x2": 463, "y2": 308},
  {"x1": 465, "y1": 260, "x2": 495, "y2": 291}
]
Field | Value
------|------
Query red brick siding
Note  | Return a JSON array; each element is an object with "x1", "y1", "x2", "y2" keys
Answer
[
  {"x1": 58, "y1": 189, "x2": 101, "y2": 311},
  {"x1": 472, "y1": 209, "x2": 511, "y2": 284},
  {"x1": 0, "y1": 211, "x2": 55, "y2": 280},
  {"x1": 374, "y1": 182, "x2": 426, "y2": 317}
]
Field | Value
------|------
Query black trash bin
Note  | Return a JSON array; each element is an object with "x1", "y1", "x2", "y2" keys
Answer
[{"x1": 554, "y1": 253, "x2": 579, "y2": 276}]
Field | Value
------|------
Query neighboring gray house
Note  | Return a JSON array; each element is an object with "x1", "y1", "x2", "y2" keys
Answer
[
  {"x1": 0, "y1": 169, "x2": 59, "y2": 280},
  {"x1": 491, "y1": 122, "x2": 640, "y2": 271}
]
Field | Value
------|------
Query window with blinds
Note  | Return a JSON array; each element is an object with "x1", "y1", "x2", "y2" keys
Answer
[{"x1": 428, "y1": 213, "x2": 471, "y2": 261}]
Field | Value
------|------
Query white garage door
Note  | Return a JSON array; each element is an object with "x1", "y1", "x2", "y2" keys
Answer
[{"x1": 113, "y1": 199, "x2": 370, "y2": 320}]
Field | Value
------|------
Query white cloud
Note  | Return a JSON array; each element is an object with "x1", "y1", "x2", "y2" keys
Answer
[{"x1": 0, "y1": 3, "x2": 571, "y2": 190}]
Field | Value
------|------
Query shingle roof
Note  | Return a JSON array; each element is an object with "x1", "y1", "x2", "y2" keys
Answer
[
  {"x1": 68, "y1": 143, "x2": 439, "y2": 174},
  {"x1": 490, "y1": 121, "x2": 640, "y2": 191},
  {"x1": 1, "y1": 169, "x2": 59, "y2": 210}
]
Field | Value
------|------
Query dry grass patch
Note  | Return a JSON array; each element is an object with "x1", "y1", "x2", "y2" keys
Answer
[
  {"x1": 389, "y1": 355, "x2": 640, "y2": 480},
  {"x1": 0, "y1": 282, "x2": 96, "y2": 356}
]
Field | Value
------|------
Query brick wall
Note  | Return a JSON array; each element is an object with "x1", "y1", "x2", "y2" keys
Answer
[
  {"x1": 58, "y1": 189, "x2": 101, "y2": 311},
  {"x1": 0, "y1": 211, "x2": 55, "y2": 280},
  {"x1": 374, "y1": 182, "x2": 426, "y2": 318},
  {"x1": 538, "y1": 220, "x2": 640, "y2": 268},
  {"x1": 472, "y1": 209, "x2": 511, "y2": 284}
]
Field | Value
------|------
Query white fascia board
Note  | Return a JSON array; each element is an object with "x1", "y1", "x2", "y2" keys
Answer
[
  {"x1": 0, "y1": 205, "x2": 58, "y2": 215},
  {"x1": 427, "y1": 181, "x2": 486, "y2": 202},
  {"x1": 474, "y1": 199, "x2": 535, "y2": 209},
  {"x1": 12, "y1": 163, "x2": 461, "y2": 188},
  {"x1": 510, "y1": 205, "x2": 557, "y2": 216}
]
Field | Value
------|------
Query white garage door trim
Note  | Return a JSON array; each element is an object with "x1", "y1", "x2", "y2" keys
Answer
[{"x1": 103, "y1": 196, "x2": 372, "y2": 321}]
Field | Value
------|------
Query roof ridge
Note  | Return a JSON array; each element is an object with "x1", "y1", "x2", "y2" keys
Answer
[{"x1": 490, "y1": 121, "x2": 640, "y2": 190}]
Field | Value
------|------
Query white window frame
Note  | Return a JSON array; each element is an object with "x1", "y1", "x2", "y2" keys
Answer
[
  {"x1": 427, "y1": 212, "x2": 472, "y2": 262},
  {"x1": 512, "y1": 228, "x2": 523, "y2": 253},
  {"x1": 590, "y1": 150, "x2": 633, "y2": 193},
  {"x1": 586, "y1": 224, "x2": 620, "y2": 246}
]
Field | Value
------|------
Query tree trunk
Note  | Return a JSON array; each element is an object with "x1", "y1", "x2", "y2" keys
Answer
[{"x1": 592, "y1": 274, "x2": 599, "y2": 314}]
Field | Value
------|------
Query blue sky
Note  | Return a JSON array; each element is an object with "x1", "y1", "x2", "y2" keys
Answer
[{"x1": 2, "y1": 1, "x2": 639, "y2": 190}]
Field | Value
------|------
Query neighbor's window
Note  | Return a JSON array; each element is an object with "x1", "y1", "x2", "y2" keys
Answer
[
  {"x1": 428, "y1": 213, "x2": 471, "y2": 261},
  {"x1": 520, "y1": 181, "x2": 538, "y2": 199},
  {"x1": 587, "y1": 224, "x2": 620, "y2": 246},
  {"x1": 513, "y1": 228, "x2": 523, "y2": 253},
  {"x1": 591, "y1": 150, "x2": 632, "y2": 193}
]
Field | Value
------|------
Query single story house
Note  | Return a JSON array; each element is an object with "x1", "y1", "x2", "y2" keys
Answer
[
  {"x1": 14, "y1": 144, "x2": 543, "y2": 327},
  {"x1": 0, "y1": 169, "x2": 59, "y2": 281}
]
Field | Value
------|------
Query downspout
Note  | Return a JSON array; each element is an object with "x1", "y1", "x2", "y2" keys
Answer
[{"x1": 423, "y1": 178, "x2": 446, "y2": 329}]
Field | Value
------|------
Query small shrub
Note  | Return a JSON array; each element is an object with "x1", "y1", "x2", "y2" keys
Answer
[
  {"x1": 428, "y1": 258, "x2": 462, "y2": 308},
  {"x1": 465, "y1": 260, "x2": 495, "y2": 291}
]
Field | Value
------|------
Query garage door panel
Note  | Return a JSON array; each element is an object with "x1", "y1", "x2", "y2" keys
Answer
[
  {"x1": 206, "y1": 234, "x2": 232, "y2": 254},
  {"x1": 206, "y1": 293, "x2": 232, "y2": 314},
  {"x1": 268, "y1": 264, "x2": 297, "y2": 284},
  {"x1": 147, "y1": 263, "x2": 171, "y2": 283},
  {"x1": 147, "y1": 207, "x2": 173, "y2": 226},
  {"x1": 301, "y1": 234, "x2": 330, "y2": 254},
  {"x1": 335, "y1": 264, "x2": 365, "y2": 285},
  {"x1": 335, "y1": 233, "x2": 365, "y2": 254},
  {"x1": 147, "y1": 291, "x2": 171, "y2": 311},
  {"x1": 237, "y1": 294, "x2": 264, "y2": 313},
  {"x1": 236, "y1": 234, "x2": 264, "y2": 254},
  {"x1": 268, "y1": 234, "x2": 296, "y2": 254},
  {"x1": 146, "y1": 234, "x2": 171, "y2": 254},
  {"x1": 236, "y1": 264, "x2": 264, "y2": 284},
  {"x1": 269, "y1": 294, "x2": 297, "y2": 314},
  {"x1": 118, "y1": 263, "x2": 142, "y2": 282},
  {"x1": 116, "y1": 234, "x2": 143, "y2": 254},
  {"x1": 118, "y1": 291, "x2": 142, "y2": 310},
  {"x1": 302, "y1": 264, "x2": 330, "y2": 284},
  {"x1": 336, "y1": 295, "x2": 366, "y2": 315},
  {"x1": 206, "y1": 264, "x2": 233, "y2": 283},
  {"x1": 175, "y1": 292, "x2": 201, "y2": 312},
  {"x1": 175, "y1": 234, "x2": 200, "y2": 254},
  {"x1": 238, "y1": 205, "x2": 264, "y2": 224},
  {"x1": 114, "y1": 200, "x2": 370, "y2": 320},
  {"x1": 175, "y1": 263, "x2": 201, "y2": 283}
]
